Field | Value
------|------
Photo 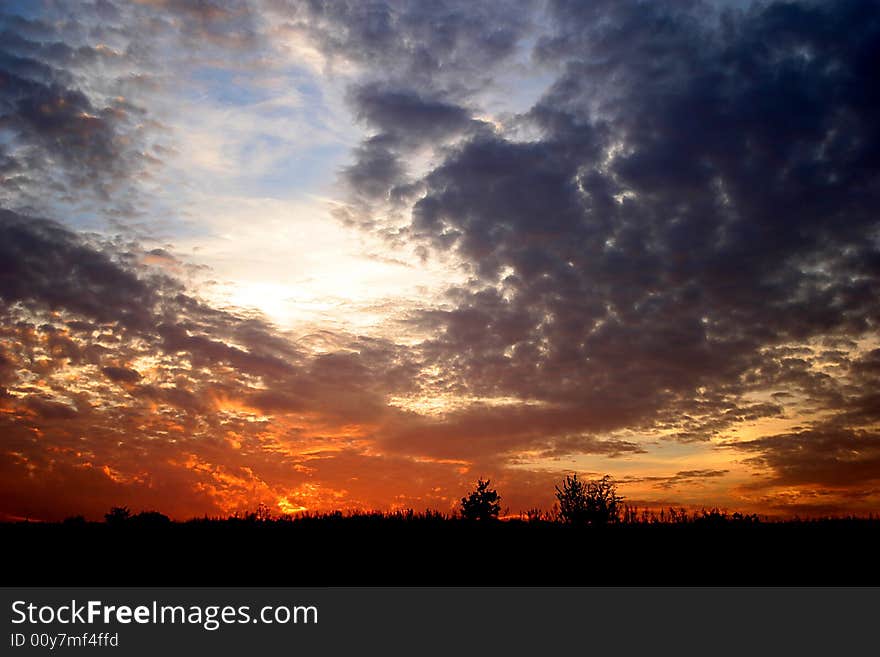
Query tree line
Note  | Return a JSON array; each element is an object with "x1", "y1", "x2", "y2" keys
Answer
[{"x1": 66, "y1": 473, "x2": 827, "y2": 526}]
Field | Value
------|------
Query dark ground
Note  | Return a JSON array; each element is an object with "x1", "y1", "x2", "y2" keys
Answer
[{"x1": 3, "y1": 516, "x2": 879, "y2": 585}]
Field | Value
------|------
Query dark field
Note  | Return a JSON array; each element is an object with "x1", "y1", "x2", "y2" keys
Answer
[{"x1": 4, "y1": 513, "x2": 879, "y2": 586}]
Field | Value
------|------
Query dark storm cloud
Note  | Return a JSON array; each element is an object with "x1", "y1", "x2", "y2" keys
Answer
[
  {"x1": 23, "y1": 395, "x2": 79, "y2": 420},
  {"x1": 340, "y1": 84, "x2": 487, "y2": 200},
  {"x1": 0, "y1": 6, "x2": 159, "y2": 209},
  {"x1": 157, "y1": 322, "x2": 297, "y2": 380},
  {"x1": 0, "y1": 209, "x2": 160, "y2": 330},
  {"x1": 735, "y1": 426, "x2": 880, "y2": 489},
  {"x1": 281, "y1": 0, "x2": 534, "y2": 206},
  {"x1": 395, "y1": 0, "x2": 880, "y2": 447},
  {"x1": 836, "y1": 348, "x2": 880, "y2": 427},
  {"x1": 341, "y1": 135, "x2": 407, "y2": 200},
  {"x1": 0, "y1": 54, "x2": 129, "y2": 186},
  {"x1": 101, "y1": 365, "x2": 142, "y2": 384},
  {"x1": 348, "y1": 83, "x2": 476, "y2": 143},
  {"x1": 291, "y1": 0, "x2": 880, "y2": 494}
]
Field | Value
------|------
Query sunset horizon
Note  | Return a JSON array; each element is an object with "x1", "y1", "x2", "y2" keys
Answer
[{"x1": 2, "y1": 0, "x2": 879, "y2": 524}]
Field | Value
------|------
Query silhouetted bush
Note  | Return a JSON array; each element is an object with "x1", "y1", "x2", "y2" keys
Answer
[
  {"x1": 130, "y1": 511, "x2": 171, "y2": 526},
  {"x1": 104, "y1": 506, "x2": 131, "y2": 525},
  {"x1": 524, "y1": 508, "x2": 547, "y2": 523},
  {"x1": 241, "y1": 503, "x2": 273, "y2": 523},
  {"x1": 460, "y1": 479, "x2": 501, "y2": 521},
  {"x1": 555, "y1": 474, "x2": 623, "y2": 526}
]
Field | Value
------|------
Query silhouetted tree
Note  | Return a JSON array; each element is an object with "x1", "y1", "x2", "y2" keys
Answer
[
  {"x1": 460, "y1": 479, "x2": 501, "y2": 521},
  {"x1": 555, "y1": 474, "x2": 622, "y2": 526},
  {"x1": 104, "y1": 506, "x2": 131, "y2": 525}
]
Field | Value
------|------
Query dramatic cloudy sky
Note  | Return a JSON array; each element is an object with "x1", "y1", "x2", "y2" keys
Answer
[{"x1": 1, "y1": 0, "x2": 878, "y2": 520}]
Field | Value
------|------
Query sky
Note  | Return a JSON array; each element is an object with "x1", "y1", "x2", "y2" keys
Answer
[{"x1": 1, "y1": 0, "x2": 879, "y2": 521}]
